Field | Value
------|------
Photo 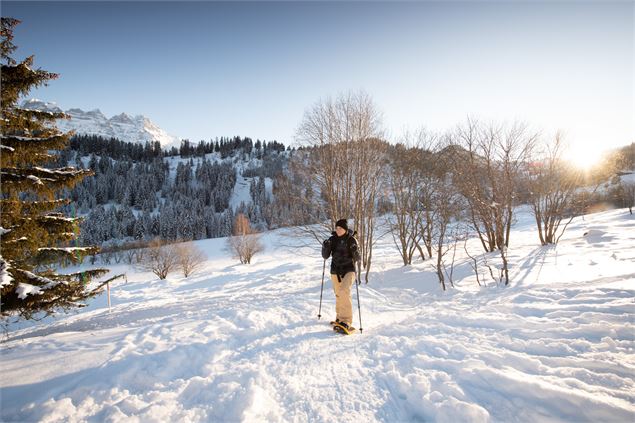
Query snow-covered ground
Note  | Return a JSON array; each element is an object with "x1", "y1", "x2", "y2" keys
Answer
[{"x1": 1, "y1": 209, "x2": 634, "y2": 422}]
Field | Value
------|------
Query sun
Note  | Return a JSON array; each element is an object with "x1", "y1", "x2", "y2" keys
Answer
[{"x1": 569, "y1": 146, "x2": 601, "y2": 170}]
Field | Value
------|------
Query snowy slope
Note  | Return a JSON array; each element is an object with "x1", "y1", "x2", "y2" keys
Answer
[
  {"x1": 1, "y1": 209, "x2": 634, "y2": 422},
  {"x1": 231, "y1": 175, "x2": 254, "y2": 209},
  {"x1": 21, "y1": 99, "x2": 180, "y2": 148}
]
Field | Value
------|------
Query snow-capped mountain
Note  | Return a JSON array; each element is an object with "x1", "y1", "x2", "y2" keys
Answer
[{"x1": 21, "y1": 99, "x2": 180, "y2": 148}]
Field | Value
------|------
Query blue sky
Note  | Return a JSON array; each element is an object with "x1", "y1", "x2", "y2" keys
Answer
[{"x1": 3, "y1": 1, "x2": 633, "y2": 162}]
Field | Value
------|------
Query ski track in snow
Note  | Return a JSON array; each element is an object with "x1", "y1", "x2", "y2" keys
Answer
[{"x1": 1, "y1": 209, "x2": 634, "y2": 423}]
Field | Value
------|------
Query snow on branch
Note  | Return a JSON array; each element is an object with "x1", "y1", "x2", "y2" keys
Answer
[
  {"x1": 16, "y1": 283, "x2": 43, "y2": 299},
  {"x1": 37, "y1": 247, "x2": 94, "y2": 254},
  {"x1": 13, "y1": 269, "x2": 63, "y2": 290},
  {"x1": 27, "y1": 175, "x2": 44, "y2": 185},
  {"x1": 41, "y1": 215, "x2": 79, "y2": 223},
  {"x1": 0, "y1": 257, "x2": 13, "y2": 288},
  {"x1": 5, "y1": 237, "x2": 28, "y2": 244},
  {"x1": 0, "y1": 134, "x2": 65, "y2": 143},
  {"x1": 33, "y1": 166, "x2": 89, "y2": 177},
  {"x1": 37, "y1": 247, "x2": 96, "y2": 259}
]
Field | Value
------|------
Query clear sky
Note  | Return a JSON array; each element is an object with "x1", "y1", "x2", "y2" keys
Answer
[{"x1": 3, "y1": 1, "x2": 633, "y2": 164}]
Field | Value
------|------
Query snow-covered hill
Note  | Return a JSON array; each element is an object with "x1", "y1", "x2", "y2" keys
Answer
[
  {"x1": 21, "y1": 99, "x2": 180, "y2": 148},
  {"x1": 1, "y1": 208, "x2": 634, "y2": 422}
]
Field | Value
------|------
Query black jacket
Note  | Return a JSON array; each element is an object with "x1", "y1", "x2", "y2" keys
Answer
[{"x1": 322, "y1": 229, "x2": 361, "y2": 276}]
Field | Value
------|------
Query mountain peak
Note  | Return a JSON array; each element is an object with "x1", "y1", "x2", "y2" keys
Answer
[
  {"x1": 110, "y1": 112, "x2": 133, "y2": 124},
  {"x1": 20, "y1": 98, "x2": 179, "y2": 148},
  {"x1": 20, "y1": 99, "x2": 63, "y2": 113}
]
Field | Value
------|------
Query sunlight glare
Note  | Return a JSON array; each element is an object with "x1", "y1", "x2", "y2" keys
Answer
[{"x1": 569, "y1": 146, "x2": 601, "y2": 170}]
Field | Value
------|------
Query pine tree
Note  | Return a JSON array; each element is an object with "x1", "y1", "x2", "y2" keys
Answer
[{"x1": 1, "y1": 18, "x2": 107, "y2": 319}]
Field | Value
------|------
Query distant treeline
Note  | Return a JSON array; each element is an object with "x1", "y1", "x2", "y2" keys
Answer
[
  {"x1": 173, "y1": 136, "x2": 289, "y2": 159},
  {"x1": 69, "y1": 135, "x2": 164, "y2": 162},
  {"x1": 68, "y1": 134, "x2": 290, "y2": 161}
]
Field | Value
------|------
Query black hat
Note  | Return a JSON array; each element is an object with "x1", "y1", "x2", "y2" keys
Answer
[{"x1": 335, "y1": 219, "x2": 348, "y2": 231}]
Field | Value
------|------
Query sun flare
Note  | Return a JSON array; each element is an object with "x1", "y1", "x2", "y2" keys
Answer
[{"x1": 569, "y1": 146, "x2": 601, "y2": 170}]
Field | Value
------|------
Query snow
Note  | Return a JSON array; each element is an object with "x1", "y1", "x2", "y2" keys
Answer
[
  {"x1": 230, "y1": 175, "x2": 254, "y2": 209},
  {"x1": 40, "y1": 215, "x2": 77, "y2": 223},
  {"x1": 16, "y1": 269, "x2": 63, "y2": 290},
  {"x1": 37, "y1": 247, "x2": 94, "y2": 254},
  {"x1": 33, "y1": 166, "x2": 85, "y2": 176},
  {"x1": 1, "y1": 134, "x2": 61, "y2": 142},
  {"x1": 20, "y1": 99, "x2": 180, "y2": 148},
  {"x1": 0, "y1": 256, "x2": 13, "y2": 288},
  {"x1": 264, "y1": 176, "x2": 274, "y2": 200},
  {"x1": 621, "y1": 172, "x2": 635, "y2": 185},
  {"x1": 229, "y1": 156, "x2": 272, "y2": 209},
  {"x1": 15, "y1": 283, "x2": 43, "y2": 299},
  {"x1": 1, "y1": 208, "x2": 634, "y2": 422},
  {"x1": 20, "y1": 99, "x2": 63, "y2": 114},
  {"x1": 27, "y1": 175, "x2": 44, "y2": 185}
]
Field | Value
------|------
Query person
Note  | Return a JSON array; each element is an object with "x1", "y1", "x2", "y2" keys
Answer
[{"x1": 321, "y1": 218, "x2": 361, "y2": 332}]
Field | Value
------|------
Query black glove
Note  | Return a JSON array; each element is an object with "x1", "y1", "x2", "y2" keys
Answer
[{"x1": 321, "y1": 239, "x2": 332, "y2": 259}]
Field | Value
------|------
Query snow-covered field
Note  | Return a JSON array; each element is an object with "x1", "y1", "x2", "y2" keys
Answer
[{"x1": 1, "y1": 209, "x2": 634, "y2": 423}]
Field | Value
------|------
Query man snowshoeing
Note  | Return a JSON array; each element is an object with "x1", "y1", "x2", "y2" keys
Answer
[{"x1": 321, "y1": 218, "x2": 361, "y2": 334}]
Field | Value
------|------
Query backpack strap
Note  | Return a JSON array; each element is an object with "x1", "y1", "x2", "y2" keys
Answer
[{"x1": 347, "y1": 231, "x2": 361, "y2": 262}]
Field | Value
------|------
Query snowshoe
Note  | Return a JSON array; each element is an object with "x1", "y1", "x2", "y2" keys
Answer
[{"x1": 333, "y1": 322, "x2": 356, "y2": 335}]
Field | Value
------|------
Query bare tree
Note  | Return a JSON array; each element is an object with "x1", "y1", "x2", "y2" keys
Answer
[
  {"x1": 227, "y1": 214, "x2": 263, "y2": 264},
  {"x1": 525, "y1": 133, "x2": 583, "y2": 245},
  {"x1": 294, "y1": 90, "x2": 386, "y2": 282},
  {"x1": 430, "y1": 184, "x2": 460, "y2": 290},
  {"x1": 387, "y1": 128, "x2": 439, "y2": 265},
  {"x1": 387, "y1": 142, "x2": 422, "y2": 265},
  {"x1": 139, "y1": 239, "x2": 179, "y2": 280},
  {"x1": 124, "y1": 248, "x2": 137, "y2": 265},
  {"x1": 135, "y1": 247, "x2": 145, "y2": 264},
  {"x1": 611, "y1": 177, "x2": 635, "y2": 215},
  {"x1": 452, "y1": 119, "x2": 537, "y2": 285},
  {"x1": 175, "y1": 242, "x2": 207, "y2": 277},
  {"x1": 428, "y1": 142, "x2": 465, "y2": 290},
  {"x1": 351, "y1": 136, "x2": 387, "y2": 282},
  {"x1": 623, "y1": 181, "x2": 635, "y2": 215},
  {"x1": 100, "y1": 251, "x2": 113, "y2": 265},
  {"x1": 414, "y1": 140, "x2": 455, "y2": 262},
  {"x1": 265, "y1": 165, "x2": 319, "y2": 229},
  {"x1": 113, "y1": 248, "x2": 124, "y2": 264}
]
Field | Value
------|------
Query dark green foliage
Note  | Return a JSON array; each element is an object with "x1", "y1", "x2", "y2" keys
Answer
[
  {"x1": 69, "y1": 135, "x2": 163, "y2": 162},
  {"x1": 1, "y1": 18, "x2": 107, "y2": 320}
]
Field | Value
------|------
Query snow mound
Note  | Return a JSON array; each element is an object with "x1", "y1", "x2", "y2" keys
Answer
[{"x1": 1, "y1": 209, "x2": 634, "y2": 422}]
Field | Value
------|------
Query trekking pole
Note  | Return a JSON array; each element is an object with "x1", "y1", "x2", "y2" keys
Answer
[
  {"x1": 355, "y1": 262, "x2": 363, "y2": 333},
  {"x1": 317, "y1": 259, "x2": 326, "y2": 319}
]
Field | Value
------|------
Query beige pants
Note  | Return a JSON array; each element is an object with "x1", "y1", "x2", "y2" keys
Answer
[{"x1": 331, "y1": 272, "x2": 355, "y2": 325}]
